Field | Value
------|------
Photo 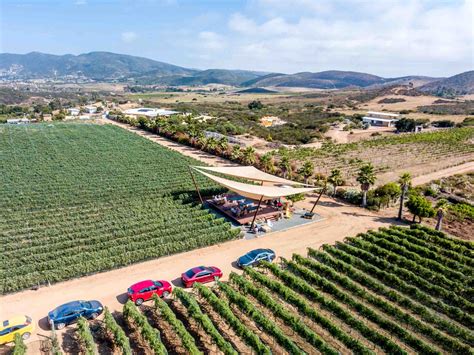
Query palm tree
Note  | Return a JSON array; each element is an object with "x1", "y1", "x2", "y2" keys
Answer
[
  {"x1": 328, "y1": 168, "x2": 344, "y2": 196},
  {"x1": 298, "y1": 161, "x2": 314, "y2": 184},
  {"x1": 259, "y1": 153, "x2": 275, "y2": 173},
  {"x1": 230, "y1": 145, "x2": 242, "y2": 162},
  {"x1": 242, "y1": 146, "x2": 257, "y2": 165},
  {"x1": 217, "y1": 137, "x2": 229, "y2": 156},
  {"x1": 279, "y1": 156, "x2": 292, "y2": 179},
  {"x1": 397, "y1": 172, "x2": 412, "y2": 220},
  {"x1": 435, "y1": 199, "x2": 449, "y2": 231},
  {"x1": 356, "y1": 163, "x2": 376, "y2": 207},
  {"x1": 205, "y1": 137, "x2": 219, "y2": 154}
]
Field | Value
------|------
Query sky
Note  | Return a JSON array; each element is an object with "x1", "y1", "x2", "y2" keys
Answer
[{"x1": 1, "y1": 0, "x2": 473, "y2": 77}]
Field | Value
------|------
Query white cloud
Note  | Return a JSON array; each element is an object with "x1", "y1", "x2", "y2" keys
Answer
[
  {"x1": 121, "y1": 31, "x2": 138, "y2": 43},
  {"x1": 198, "y1": 31, "x2": 225, "y2": 50},
  {"x1": 221, "y1": 0, "x2": 473, "y2": 76},
  {"x1": 74, "y1": 0, "x2": 87, "y2": 5}
]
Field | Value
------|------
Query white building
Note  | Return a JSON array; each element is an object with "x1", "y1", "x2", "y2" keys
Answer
[
  {"x1": 68, "y1": 108, "x2": 80, "y2": 116},
  {"x1": 123, "y1": 107, "x2": 179, "y2": 118},
  {"x1": 84, "y1": 106, "x2": 97, "y2": 114},
  {"x1": 7, "y1": 118, "x2": 30, "y2": 124},
  {"x1": 362, "y1": 111, "x2": 399, "y2": 127}
]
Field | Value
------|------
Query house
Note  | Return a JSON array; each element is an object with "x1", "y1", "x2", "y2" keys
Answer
[
  {"x1": 68, "y1": 108, "x2": 80, "y2": 116},
  {"x1": 84, "y1": 106, "x2": 97, "y2": 114},
  {"x1": 362, "y1": 111, "x2": 399, "y2": 127},
  {"x1": 260, "y1": 116, "x2": 287, "y2": 127},
  {"x1": 123, "y1": 107, "x2": 179, "y2": 118}
]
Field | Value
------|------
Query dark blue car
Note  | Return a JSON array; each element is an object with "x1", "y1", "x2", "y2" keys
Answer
[
  {"x1": 237, "y1": 248, "x2": 276, "y2": 268},
  {"x1": 48, "y1": 300, "x2": 103, "y2": 329}
]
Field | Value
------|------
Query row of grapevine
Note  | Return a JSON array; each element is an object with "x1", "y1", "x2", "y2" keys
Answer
[
  {"x1": 103, "y1": 308, "x2": 132, "y2": 355},
  {"x1": 228, "y1": 272, "x2": 339, "y2": 355},
  {"x1": 173, "y1": 288, "x2": 238, "y2": 355},
  {"x1": 123, "y1": 300, "x2": 168, "y2": 354},
  {"x1": 76, "y1": 317, "x2": 98, "y2": 355},
  {"x1": 291, "y1": 255, "x2": 473, "y2": 352},
  {"x1": 152, "y1": 295, "x2": 202, "y2": 354},
  {"x1": 306, "y1": 249, "x2": 474, "y2": 345}
]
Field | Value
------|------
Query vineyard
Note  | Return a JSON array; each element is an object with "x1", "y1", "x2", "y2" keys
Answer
[
  {"x1": 278, "y1": 127, "x2": 474, "y2": 182},
  {"x1": 0, "y1": 123, "x2": 239, "y2": 294},
  {"x1": 11, "y1": 225, "x2": 471, "y2": 354}
]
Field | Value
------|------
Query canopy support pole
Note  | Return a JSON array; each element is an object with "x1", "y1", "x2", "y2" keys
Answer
[
  {"x1": 250, "y1": 195, "x2": 264, "y2": 230},
  {"x1": 310, "y1": 186, "x2": 325, "y2": 214},
  {"x1": 188, "y1": 166, "x2": 203, "y2": 204}
]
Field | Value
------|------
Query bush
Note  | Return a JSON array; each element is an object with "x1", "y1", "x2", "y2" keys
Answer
[{"x1": 12, "y1": 333, "x2": 27, "y2": 355}]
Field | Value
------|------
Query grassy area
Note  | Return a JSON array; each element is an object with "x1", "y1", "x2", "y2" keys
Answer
[{"x1": 0, "y1": 122, "x2": 239, "y2": 293}]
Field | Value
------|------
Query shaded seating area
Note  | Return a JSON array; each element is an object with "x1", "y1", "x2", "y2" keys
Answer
[
  {"x1": 208, "y1": 193, "x2": 285, "y2": 226},
  {"x1": 189, "y1": 165, "x2": 319, "y2": 233}
]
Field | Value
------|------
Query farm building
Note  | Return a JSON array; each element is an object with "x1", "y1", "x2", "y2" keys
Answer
[
  {"x1": 123, "y1": 107, "x2": 179, "y2": 118},
  {"x1": 362, "y1": 111, "x2": 399, "y2": 127},
  {"x1": 84, "y1": 106, "x2": 97, "y2": 114},
  {"x1": 68, "y1": 108, "x2": 80, "y2": 116}
]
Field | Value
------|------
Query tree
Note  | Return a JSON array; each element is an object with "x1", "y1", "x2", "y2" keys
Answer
[
  {"x1": 327, "y1": 168, "x2": 344, "y2": 196},
  {"x1": 356, "y1": 163, "x2": 376, "y2": 207},
  {"x1": 406, "y1": 194, "x2": 435, "y2": 223},
  {"x1": 397, "y1": 172, "x2": 412, "y2": 220},
  {"x1": 242, "y1": 146, "x2": 257, "y2": 165},
  {"x1": 230, "y1": 145, "x2": 242, "y2": 162},
  {"x1": 374, "y1": 182, "x2": 401, "y2": 208},
  {"x1": 395, "y1": 118, "x2": 417, "y2": 132},
  {"x1": 298, "y1": 161, "x2": 314, "y2": 184},
  {"x1": 279, "y1": 156, "x2": 292, "y2": 179},
  {"x1": 217, "y1": 137, "x2": 229, "y2": 156},
  {"x1": 248, "y1": 100, "x2": 264, "y2": 110},
  {"x1": 435, "y1": 199, "x2": 449, "y2": 231},
  {"x1": 259, "y1": 153, "x2": 275, "y2": 173}
]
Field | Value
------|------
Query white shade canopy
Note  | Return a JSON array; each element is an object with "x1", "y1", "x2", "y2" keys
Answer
[
  {"x1": 192, "y1": 165, "x2": 310, "y2": 186},
  {"x1": 194, "y1": 168, "x2": 317, "y2": 200}
]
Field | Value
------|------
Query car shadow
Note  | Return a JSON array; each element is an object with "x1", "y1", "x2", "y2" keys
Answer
[
  {"x1": 38, "y1": 316, "x2": 51, "y2": 331},
  {"x1": 171, "y1": 277, "x2": 184, "y2": 288},
  {"x1": 230, "y1": 261, "x2": 242, "y2": 271},
  {"x1": 116, "y1": 292, "x2": 129, "y2": 305}
]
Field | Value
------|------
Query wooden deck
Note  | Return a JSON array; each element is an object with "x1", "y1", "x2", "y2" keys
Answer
[{"x1": 207, "y1": 200, "x2": 282, "y2": 225}]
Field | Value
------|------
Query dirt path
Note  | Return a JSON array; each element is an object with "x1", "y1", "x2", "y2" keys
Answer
[
  {"x1": 410, "y1": 161, "x2": 474, "y2": 186},
  {"x1": 104, "y1": 118, "x2": 235, "y2": 167}
]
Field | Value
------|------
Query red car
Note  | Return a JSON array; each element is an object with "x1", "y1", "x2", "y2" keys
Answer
[
  {"x1": 181, "y1": 266, "x2": 222, "y2": 288},
  {"x1": 127, "y1": 280, "x2": 172, "y2": 305}
]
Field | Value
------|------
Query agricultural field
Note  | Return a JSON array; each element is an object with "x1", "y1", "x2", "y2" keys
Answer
[
  {"x1": 277, "y1": 127, "x2": 474, "y2": 184},
  {"x1": 0, "y1": 123, "x2": 239, "y2": 294},
  {"x1": 9, "y1": 225, "x2": 472, "y2": 354}
]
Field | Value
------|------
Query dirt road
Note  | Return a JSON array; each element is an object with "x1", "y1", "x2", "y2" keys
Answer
[{"x1": 411, "y1": 161, "x2": 474, "y2": 186}]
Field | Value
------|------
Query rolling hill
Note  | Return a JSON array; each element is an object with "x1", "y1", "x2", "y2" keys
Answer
[
  {"x1": 419, "y1": 71, "x2": 474, "y2": 95},
  {"x1": 0, "y1": 51, "x2": 196, "y2": 81}
]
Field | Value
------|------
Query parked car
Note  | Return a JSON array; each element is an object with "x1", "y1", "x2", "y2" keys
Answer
[
  {"x1": 181, "y1": 266, "x2": 222, "y2": 288},
  {"x1": 237, "y1": 248, "x2": 276, "y2": 268},
  {"x1": 128, "y1": 280, "x2": 172, "y2": 305},
  {"x1": 48, "y1": 300, "x2": 103, "y2": 329},
  {"x1": 0, "y1": 316, "x2": 34, "y2": 345}
]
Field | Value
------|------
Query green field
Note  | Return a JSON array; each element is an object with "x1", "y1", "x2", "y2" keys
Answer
[{"x1": 0, "y1": 123, "x2": 238, "y2": 294}]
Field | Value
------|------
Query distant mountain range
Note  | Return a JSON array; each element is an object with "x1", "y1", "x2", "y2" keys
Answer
[{"x1": 0, "y1": 51, "x2": 472, "y2": 93}]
